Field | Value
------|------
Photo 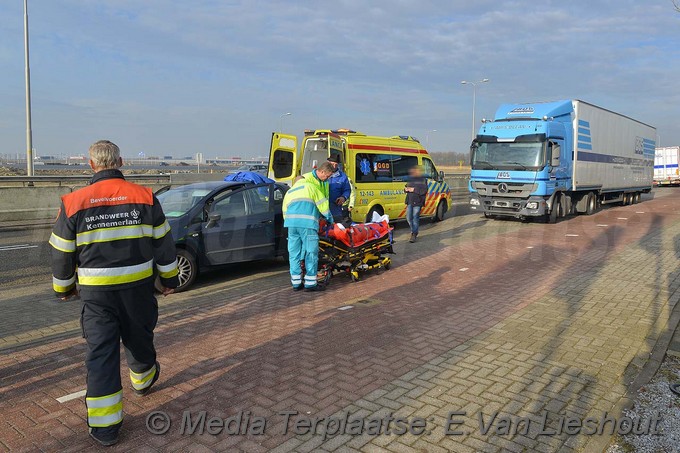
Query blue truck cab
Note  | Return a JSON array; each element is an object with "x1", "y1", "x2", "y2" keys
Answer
[{"x1": 468, "y1": 100, "x2": 655, "y2": 222}]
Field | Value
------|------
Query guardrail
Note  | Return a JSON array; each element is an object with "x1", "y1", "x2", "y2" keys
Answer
[{"x1": 0, "y1": 174, "x2": 172, "y2": 187}]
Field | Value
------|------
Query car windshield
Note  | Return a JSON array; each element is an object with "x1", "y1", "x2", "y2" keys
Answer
[
  {"x1": 472, "y1": 141, "x2": 546, "y2": 170},
  {"x1": 236, "y1": 165, "x2": 250, "y2": 171},
  {"x1": 157, "y1": 187, "x2": 213, "y2": 218}
]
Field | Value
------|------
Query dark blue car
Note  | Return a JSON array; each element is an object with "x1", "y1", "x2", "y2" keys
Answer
[{"x1": 156, "y1": 181, "x2": 288, "y2": 291}]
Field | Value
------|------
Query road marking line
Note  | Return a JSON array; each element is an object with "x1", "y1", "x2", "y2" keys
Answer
[
  {"x1": 565, "y1": 234, "x2": 579, "y2": 237},
  {"x1": 459, "y1": 268, "x2": 469, "y2": 272},
  {"x1": 617, "y1": 217, "x2": 628, "y2": 220},
  {"x1": 56, "y1": 389, "x2": 86, "y2": 403},
  {"x1": 338, "y1": 306, "x2": 353, "y2": 311},
  {"x1": 0, "y1": 245, "x2": 38, "y2": 252},
  {"x1": 597, "y1": 224, "x2": 608, "y2": 227},
  {"x1": 0, "y1": 243, "x2": 30, "y2": 249}
]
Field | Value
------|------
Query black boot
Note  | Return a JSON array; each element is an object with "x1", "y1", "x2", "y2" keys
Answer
[
  {"x1": 409, "y1": 233, "x2": 416, "y2": 243},
  {"x1": 133, "y1": 362, "x2": 160, "y2": 397},
  {"x1": 304, "y1": 285, "x2": 326, "y2": 292},
  {"x1": 89, "y1": 426, "x2": 120, "y2": 447}
]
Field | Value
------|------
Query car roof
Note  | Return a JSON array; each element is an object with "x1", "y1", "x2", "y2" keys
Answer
[{"x1": 173, "y1": 181, "x2": 246, "y2": 191}]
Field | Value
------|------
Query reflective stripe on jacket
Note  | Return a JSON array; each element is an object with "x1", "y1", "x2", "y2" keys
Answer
[
  {"x1": 49, "y1": 169, "x2": 179, "y2": 296},
  {"x1": 282, "y1": 171, "x2": 333, "y2": 230}
]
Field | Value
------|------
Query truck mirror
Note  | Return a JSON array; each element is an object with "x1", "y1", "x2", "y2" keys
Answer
[
  {"x1": 551, "y1": 143, "x2": 561, "y2": 167},
  {"x1": 439, "y1": 170, "x2": 445, "y2": 182}
]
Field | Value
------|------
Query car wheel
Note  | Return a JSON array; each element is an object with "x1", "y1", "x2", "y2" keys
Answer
[
  {"x1": 174, "y1": 249, "x2": 197, "y2": 292},
  {"x1": 434, "y1": 200, "x2": 447, "y2": 222}
]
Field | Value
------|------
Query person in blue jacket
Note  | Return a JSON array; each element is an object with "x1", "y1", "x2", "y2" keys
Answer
[{"x1": 327, "y1": 154, "x2": 353, "y2": 222}]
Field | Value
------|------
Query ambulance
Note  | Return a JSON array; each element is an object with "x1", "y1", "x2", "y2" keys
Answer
[{"x1": 268, "y1": 129, "x2": 452, "y2": 223}]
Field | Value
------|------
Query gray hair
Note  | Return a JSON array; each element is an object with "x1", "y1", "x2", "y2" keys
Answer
[
  {"x1": 89, "y1": 140, "x2": 121, "y2": 169},
  {"x1": 317, "y1": 161, "x2": 335, "y2": 174}
]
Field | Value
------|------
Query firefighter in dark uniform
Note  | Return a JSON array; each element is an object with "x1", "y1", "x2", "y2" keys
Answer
[{"x1": 49, "y1": 140, "x2": 179, "y2": 446}]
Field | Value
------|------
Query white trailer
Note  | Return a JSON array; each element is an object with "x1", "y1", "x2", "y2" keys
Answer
[
  {"x1": 654, "y1": 146, "x2": 680, "y2": 186},
  {"x1": 572, "y1": 101, "x2": 656, "y2": 193}
]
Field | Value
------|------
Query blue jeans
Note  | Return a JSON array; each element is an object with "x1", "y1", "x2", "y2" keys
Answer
[
  {"x1": 287, "y1": 227, "x2": 319, "y2": 288},
  {"x1": 406, "y1": 204, "x2": 421, "y2": 234}
]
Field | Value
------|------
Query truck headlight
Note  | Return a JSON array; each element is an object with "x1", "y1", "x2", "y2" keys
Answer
[
  {"x1": 526, "y1": 202, "x2": 538, "y2": 209},
  {"x1": 470, "y1": 198, "x2": 480, "y2": 206}
]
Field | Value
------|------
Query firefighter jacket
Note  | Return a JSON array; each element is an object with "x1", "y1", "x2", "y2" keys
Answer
[
  {"x1": 282, "y1": 170, "x2": 333, "y2": 230},
  {"x1": 49, "y1": 169, "x2": 179, "y2": 296}
]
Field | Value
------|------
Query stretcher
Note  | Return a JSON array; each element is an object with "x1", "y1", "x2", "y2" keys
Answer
[{"x1": 317, "y1": 220, "x2": 394, "y2": 284}]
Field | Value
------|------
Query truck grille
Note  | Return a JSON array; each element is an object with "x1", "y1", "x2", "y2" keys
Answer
[{"x1": 473, "y1": 181, "x2": 537, "y2": 198}]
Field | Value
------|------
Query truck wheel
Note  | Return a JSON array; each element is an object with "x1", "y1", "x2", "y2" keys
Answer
[
  {"x1": 434, "y1": 200, "x2": 447, "y2": 222},
  {"x1": 366, "y1": 206, "x2": 384, "y2": 223},
  {"x1": 635, "y1": 193, "x2": 642, "y2": 203},
  {"x1": 548, "y1": 197, "x2": 561, "y2": 224},
  {"x1": 563, "y1": 194, "x2": 572, "y2": 217},
  {"x1": 585, "y1": 192, "x2": 597, "y2": 215}
]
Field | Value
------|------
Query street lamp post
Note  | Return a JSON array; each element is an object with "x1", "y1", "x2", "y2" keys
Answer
[
  {"x1": 425, "y1": 129, "x2": 437, "y2": 150},
  {"x1": 24, "y1": 0, "x2": 34, "y2": 177},
  {"x1": 279, "y1": 112, "x2": 292, "y2": 132},
  {"x1": 461, "y1": 78, "x2": 489, "y2": 142}
]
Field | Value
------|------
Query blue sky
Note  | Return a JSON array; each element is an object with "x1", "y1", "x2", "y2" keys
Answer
[{"x1": 0, "y1": 0, "x2": 678, "y2": 158}]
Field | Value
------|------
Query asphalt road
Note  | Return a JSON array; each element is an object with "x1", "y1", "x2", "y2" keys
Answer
[{"x1": 0, "y1": 224, "x2": 52, "y2": 288}]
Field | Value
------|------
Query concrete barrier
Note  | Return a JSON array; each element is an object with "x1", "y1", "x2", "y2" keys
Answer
[
  {"x1": 0, "y1": 183, "x2": 174, "y2": 223},
  {"x1": 0, "y1": 187, "x2": 71, "y2": 222}
]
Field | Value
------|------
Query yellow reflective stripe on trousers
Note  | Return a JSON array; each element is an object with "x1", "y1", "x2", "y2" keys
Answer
[
  {"x1": 130, "y1": 365, "x2": 157, "y2": 390},
  {"x1": 77, "y1": 224, "x2": 153, "y2": 246},
  {"x1": 49, "y1": 233, "x2": 76, "y2": 252},
  {"x1": 77, "y1": 259, "x2": 154, "y2": 286},
  {"x1": 156, "y1": 259, "x2": 178, "y2": 279},
  {"x1": 53, "y1": 275, "x2": 76, "y2": 292},
  {"x1": 87, "y1": 390, "x2": 123, "y2": 427},
  {"x1": 152, "y1": 221, "x2": 171, "y2": 239}
]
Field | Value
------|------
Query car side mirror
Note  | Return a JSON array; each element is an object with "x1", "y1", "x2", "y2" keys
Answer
[
  {"x1": 438, "y1": 170, "x2": 445, "y2": 182},
  {"x1": 551, "y1": 143, "x2": 561, "y2": 167},
  {"x1": 206, "y1": 213, "x2": 221, "y2": 228}
]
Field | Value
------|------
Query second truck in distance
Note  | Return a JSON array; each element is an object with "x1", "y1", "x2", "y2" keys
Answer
[{"x1": 468, "y1": 100, "x2": 656, "y2": 222}]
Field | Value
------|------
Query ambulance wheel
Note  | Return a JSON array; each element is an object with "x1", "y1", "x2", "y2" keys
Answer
[
  {"x1": 350, "y1": 272, "x2": 360, "y2": 282},
  {"x1": 366, "y1": 206, "x2": 384, "y2": 223},
  {"x1": 434, "y1": 200, "x2": 447, "y2": 222},
  {"x1": 384, "y1": 261, "x2": 391, "y2": 270},
  {"x1": 175, "y1": 249, "x2": 197, "y2": 292}
]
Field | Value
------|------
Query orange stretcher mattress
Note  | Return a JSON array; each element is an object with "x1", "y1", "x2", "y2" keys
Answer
[{"x1": 320, "y1": 220, "x2": 392, "y2": 248}]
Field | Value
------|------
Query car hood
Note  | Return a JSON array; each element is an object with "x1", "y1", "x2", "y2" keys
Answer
[{"x1": 166, "y1": 215, "x2": 191, "y2": 243}]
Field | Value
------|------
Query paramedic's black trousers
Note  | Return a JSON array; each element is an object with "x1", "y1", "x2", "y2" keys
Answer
[{"x1": 80, "y1": 281, "x2": 159, "y2": 433}]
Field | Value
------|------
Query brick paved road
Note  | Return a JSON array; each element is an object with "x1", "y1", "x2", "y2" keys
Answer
[{"x1": 1, "y1": 190, "x2": 679, "y2": 452}]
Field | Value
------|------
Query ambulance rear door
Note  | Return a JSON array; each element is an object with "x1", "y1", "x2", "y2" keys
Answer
[{"x1": 268, "y1": 133, "x2": 298, "y2": 185}]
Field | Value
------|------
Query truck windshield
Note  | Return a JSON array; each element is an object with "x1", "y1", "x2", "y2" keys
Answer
[{"x1": 471, "y1": 141, "x2": 546, "y2": 170}]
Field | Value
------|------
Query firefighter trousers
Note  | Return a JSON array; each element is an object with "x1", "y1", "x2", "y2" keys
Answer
[{"x1": 80, "y1": 281, "x2": 159, "y2": 433}]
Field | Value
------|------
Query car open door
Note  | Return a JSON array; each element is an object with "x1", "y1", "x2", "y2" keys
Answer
[{"x1": 268, "y1": 133, "x2": 298, "y2": 185}]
